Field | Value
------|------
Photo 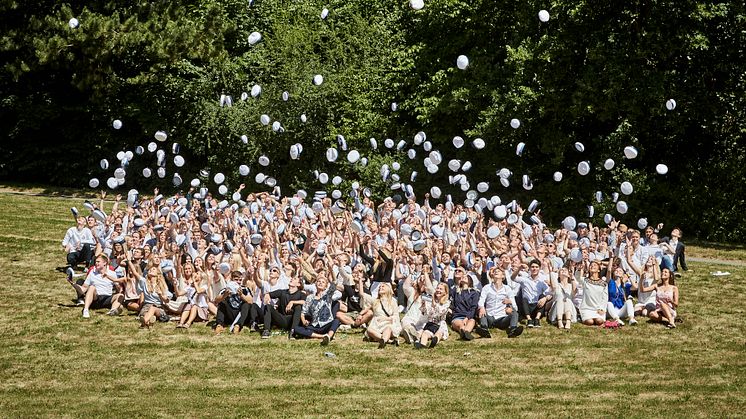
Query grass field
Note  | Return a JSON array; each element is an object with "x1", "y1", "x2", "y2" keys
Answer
[{"x1": 0, "y1": 189, "x2": 744, "y2": 417}]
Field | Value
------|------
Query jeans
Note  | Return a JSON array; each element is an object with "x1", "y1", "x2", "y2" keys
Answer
[
  {"x1": 294, "y1": 319, "x2": 341, "y2": 338},
  {"x1": 480, "y1": 311, "x2": 519, "y2": 330},
  {"x1": 67, "y1": 244, "x2": 93, "y2": 269},
  {"x1": 263, "y1": 304, "x2": 302, "y2": 331}
]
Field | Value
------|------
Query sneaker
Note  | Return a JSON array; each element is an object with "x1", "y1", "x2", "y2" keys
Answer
[
  {"x1": 462, "y1": 331, "x2": 474, "y2": 341},
  {"x1": 261, "y1": 330, "x2": 271, "y2": 339},
  {"x1": 617, "y1": 319, "x2": 625, "y2": 326},
  {"x1": 378, "y1": 338, "x2": 387, "y2": 349},
  {"x1": 527, "y1": 320, "x2": 535, "y2": 328},
  {"x1": 106, "y1": 308, "x2": 118, "y2": 316},
  {"x1": 474, "y1": 326, "x2": 492, "y2": 339},
  {"x1": 507, "y1": 326, "x2": 524, "y2": 338},
  {"x1": 250, "y1": 322, "x2": 259, "y2": 333},
  {"x1": 398, "y1": 305, "x2": 406, "y2": 314},
  {"x1": 82, "y1": 308, "x2": 90, "y2": 319},
  {"x1": 338, "y1": 324, "x2": 352, "y2": 332},
  {"x1": 393, "y1": 338, "x2": 400, "y2": 347},
  {"x1": 414, "y1": 342, "x2": 425, "y2": 350},
  {"x1": 288, "y1": 329, "x2": 295, "y2": 340},
  {"x1": 75, "y1": 298, "x2": 85, "y2": 306},
  {"x1": 534, "y1": 319, "x2": 541, "y2": 328},
  {"x1": 629, "y1": 318, "x2": 638, "y2": 325},
  {"x1": 321, "y1": 335, "x2": 331, "y2": 346},
  {"x1": 429, "y1": 336, "x2": 439, "y2": 348},
  {"x1": 158, "y1": 312, "x2": 170, "y2": 323}
]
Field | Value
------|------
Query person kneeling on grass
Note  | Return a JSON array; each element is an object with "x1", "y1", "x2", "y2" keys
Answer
[
  {"x1": 477, "y1": 268, "x2": 523, "y2": 338},
  {"x1": 76, "y1": 254, "x2": 126, "y2": 318},
  {"x1": 414, "y1": 282, "x2": 450, "y2": 349},
  {"x1": 295, "y1": 274, "x2": 341, "y2": 346}
]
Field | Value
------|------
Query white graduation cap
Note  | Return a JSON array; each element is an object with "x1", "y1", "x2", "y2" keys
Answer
[
  {"x1": 423, "y1": 141, "x2": 432, "y2": 151},
  {"x1": 528, "y1": 199, "x2": 539, "y2": 213},
  {"x1": 456, "y1": 55, "x2": 469, "y2": 70},
  {"x1": 332, "y1": 176, "x2": 342, "y2": 186},
  {"x1": 516, "y1": 142, "x2": 525, "y2": 156},
  {"x1": 100, "y1": 159, "x2": 109, "y2": 170},
  {"x1": 258, "y1": 155, "x2": 270, "y2": 166},
  {"x1": 472, "y1": 138, "x2": 485, "y2": 149},
  {"x1": 313, "y1": 74, "x2": 324, "y2": 85},
  {"x1": 248, "y1": 31, "x2": 262, "y2": 45},
  {"x1": 255, "y1": 173, "x2": 266, "y2": 184},
  {"x1": 429, "y1": 150, "x2": 442, "y2": 165},
  {"x1": 89, "y1": 178, "x2": 99, "y2": 188},
  {"x1": 621, "y1": 181, "x2": 634, "y2": 195},
  {"x1": 448, "y1": 159, "x2": 461, "y2": 172},
  {"x1": 69, "y1": 17, "x2": 80, "y2": 29},
  {"x1": 240, "y1": 134, "x2": 248, "y2": 144},
  {"x1": 553, "y1": 171, "x2": 563, "y2": 182},
  {"x1": 320, "y1": 8, "x2": 329, "y2": 19},
  {"x1": 218, "y1": 185, "x2": 228, "y2": 195},
  {"x1": 265, "y1": 177, "x2": 277, "y2": 188},
  {"x1": 135, "y1": 146, "x2": 144, "y2": 155},
  {"x1": 624, "y1": 146, "x2": 638, "y2": 159},
  {"x1": 431, "y1": 225, "x2": 445, "y2": 238},
  {"x1": 522, "y1": 175, "x2": 534, "y2": 190},
  {"x1": 213, "y1": 173, "x2": 225, "y2": 184},
  {"x1": 577, "y1": 161, "x2": 590, "y2": 176},
  {"x1": 414, "y1": 131, "x2": 426, "y2": 145},
  {"x1": 391, "y1": 102, "x2": 398, "y2": 112},
  {"x1": 142, "y1": 168, "x2": 152, "y2": 178},
  {"x1": 174, "y1": 155, "x2": 185, "y2": 167},
  {"x1": 500, "y1": 177, "x2": 510, "y2": 188},
  {"x1": 510, "y1": 118, "x2": 521, "y2": 129},
  {"x1": 612, "y1": 192, "x2": 619, "y2": 202},
  {"x1": 251, "y1": 84, "x2": 262, "y2": 98},
  {"x1": 665, "y1": 99, "x2": 676, "y2": 111},
  {"x1": 260, "y1": 114, "x2": 270, "y2": 125},
  {"x1": 392, "y1": 162, "x2": 401, "y2": 171},
  {"x1": 507, "y1": 213, "x2": 519, "y2": 225},
  {"x1": 430, "y1": 186, "x2": 441, "y2": 199},
  {"x1": 462, "y1": 161, "x2": 472, "y2": 172},
  {"x1": 569, "y1": 248, "x2": 583, "y2": 263},
  {"x1": 656, "y1": 164, "x2": 668, "y2": 175},
  {"x1": 154, "y1": 130, "x2": 167, "y2": 142},
  {"x1": 326, "y1": 148, "x2": 338, "y2": 162},
  {"x1": 562, "y1": 216, "x2": 577, "y2": 231},
  {"x1": 369, "y1": 138, "x2": 378, "y2": 149},
  {"x1": 604, "y1": 214, "x2": 613, "y2": 225},
  {"x1": 318, "y1": 173, "x2": 329, "y2": 184},
  {"x1": 410, "y1": 171, "x2": 418, "y2": 182},
  {"x1": 239, "y1": 165, "x2": 250, "y2": 176},
  {"x1": 604, "y1": 158, "x2": 615, "y2": 170},
  {"x1": 538, "y1": 9, "x2": 550, "y2": 22},
  {"x1": 232, "y1": 191, "x2": 241, "y2": 201},
  {"x1": 397, "y1": 140, "x2": 406, "y2": 151},
  {"x1": 588, "y1": 205, "x2": 595, "y2": 218},
  {"x1": 240, "y1": 92, "x2": 249, "y2": 101},
  {"x1": 616, "y1": 201, "x2": 628, "y2": 214},
  {"x1": 384, "y1": 138, "x2": 394, "y2": 149},
  {"x1": 574, "y1": 142, "x2": 585, "y2": 152},
  {"x1": 477, "y1": 182, "x2": 489, "y2": 193},
  {"x1": 300, "y1": 114, "x2": 307, "y2": 123},
  {"x1": 494, "y1": 205, "x2": 507, "y2": 219},
  {"x1": 410, "y1": 0, "x2": 424, "y2": 10},
  {"x1": 172, "y1": 173, "x2": 182, "y2": 186},
  {"x1": 407, "y1": 149, "x2": 416, "y2": 160},
  {"x1": 272, "y1": 121, "x2": 282, "y2": 132},
  {"x1": 282, "y1": 91, "x2": 289, "y2": 101},
  {"x1": 638, "y1": 218, "x2": 648, "y2": 229},
  {"x1": 452, "y1": 136, "x2": 465, "y2": 148},
  {"x1": 112, "y1": 120, "x2": 122, "y2": 130}
]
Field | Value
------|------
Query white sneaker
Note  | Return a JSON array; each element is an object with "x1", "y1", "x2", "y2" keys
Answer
[
  {"x1": 338, "y1": 324, "x2": 351, "y2": 332},
  {"x1": 398, "y1": 305, "x2": 405, "y2": 313},
  {"x1": 82, "y1": 309, "x2": 90, "y2": 319},
  {"x1": 629, "y1": 318, "x2": 638, "y2": 325},
  {"x1": 617, "y1": 319, "x2": 624, "y2": 326}
]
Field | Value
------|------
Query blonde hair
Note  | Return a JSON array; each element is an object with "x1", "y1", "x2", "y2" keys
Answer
[{"x1": 374, "y1": 283, "x2": 397, "y2": 314}]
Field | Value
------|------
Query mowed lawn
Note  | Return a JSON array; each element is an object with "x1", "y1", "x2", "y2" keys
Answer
[{"x1": 0, "y1": 190, "x2": 744, "y2": 418}]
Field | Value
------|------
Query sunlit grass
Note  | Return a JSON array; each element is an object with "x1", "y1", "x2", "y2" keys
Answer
[{"x1": 0, "y1": 190, "x2": 744, "y2": 417}]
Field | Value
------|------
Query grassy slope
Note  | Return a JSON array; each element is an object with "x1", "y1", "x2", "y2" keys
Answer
[{"x1": 0, "y1": 192, "x2": 744, "y2": 418}]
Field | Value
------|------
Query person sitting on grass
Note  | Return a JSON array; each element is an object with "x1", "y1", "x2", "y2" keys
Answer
[
  {"x1": 414, "y1": 282, "x2": 451, "y2": 349},
  {"x1": 62, "y1": 216, "x2": 95, "y2": 272},
  {"x1": 134, "y1": 264, "x2": 172, "y2": 329},
  {"x1": 213, "y1": 270, "x2": 252, "y2": 335},
  {"x1": 606, "y1": 265, "x2": 637, "y2": 326},
  {"x1": 578, "y1": 260, "x2": 609, "y2": 326},
  {"x1": 514, "y1": 259, "x2": 551, "y2": 328},
  {"x1": 400, "y1": 265, "x2": 435, "y2": 345},
  {"x1": 177, "y1": 262, "x2": 210, "y2": 329},
  {"x1": 260, "y1": 274, "x2": 306, "y2": 339},
  {"x1": 449, "y1": 267, "x2": 483, "y2": 341},
  {"x1": 550, "y1": 264, "x2": 577, "y2": 330},
  {"x1": 627, "y1": 252, "x2": 659, "y2": 318},
  {"x1": 649, "y1": 268, "x2": 679, "y2": 329},
  {"x1": 295, "y1": 273, "x2": 341, "y2": 346},
  {"x1": 477, "y1": 268, "x2": 523, "y2": 338},
  {"x1": 362, "y1": 282, "x2": 402, "y2": 349},
  {"x1": 76, "y1": 254, "x2": 126, "y2": 319}
]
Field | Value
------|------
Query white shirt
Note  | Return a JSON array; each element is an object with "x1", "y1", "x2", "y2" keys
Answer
[
  {"x1": 515, "y1": 272, "x2": 549, "y2": 304},
  {"x1": 84, "y1": 267, "x2": 115, "y2": 296},
  {"x1": 478, "y1": 283, "x2": 517, "y2": 319},
  {"x1": 62, "y1": 227, "x2": 95, "y2": 253}
]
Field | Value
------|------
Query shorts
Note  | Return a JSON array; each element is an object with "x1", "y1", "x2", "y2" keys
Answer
[
  {"x1": 423, "y1": 321, "x2": 440, "y2": 335},
  {"x1": 635, "y1": 302, "x2": 656, "y2": 313},
  {"x1": 451, "y1": 316, "x2": 468, "y2": 323},
  {"x1": 90, "y1": 295, "x2": 113, "y2": 309},
  {"x1": 580, "y1": 309, "x2": 604, "y2": 322},
  {"x1": 184, "y1": 304, "x2": 209, "y2": 321},
  {"x1": 138, "y1": 303, "x2": 162, "y2": 319}
]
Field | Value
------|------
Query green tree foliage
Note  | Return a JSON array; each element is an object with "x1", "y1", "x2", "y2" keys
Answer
[{"x1": 0, "y1": 0, "x2": 744, "y2": 241}]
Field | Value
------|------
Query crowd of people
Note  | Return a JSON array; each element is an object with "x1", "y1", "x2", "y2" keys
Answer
[{"x1": 61, "y1": 184, "x2": 686, "y2": 348}]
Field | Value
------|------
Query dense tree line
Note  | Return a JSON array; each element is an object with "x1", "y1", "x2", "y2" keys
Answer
[{"x1": 1, "y1": 0, "x2": 744, "y2": 242}]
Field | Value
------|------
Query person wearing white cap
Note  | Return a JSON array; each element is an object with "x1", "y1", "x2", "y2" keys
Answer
[{"x1": 477, "y1": 268, "x2": 523, "y2": 338}]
